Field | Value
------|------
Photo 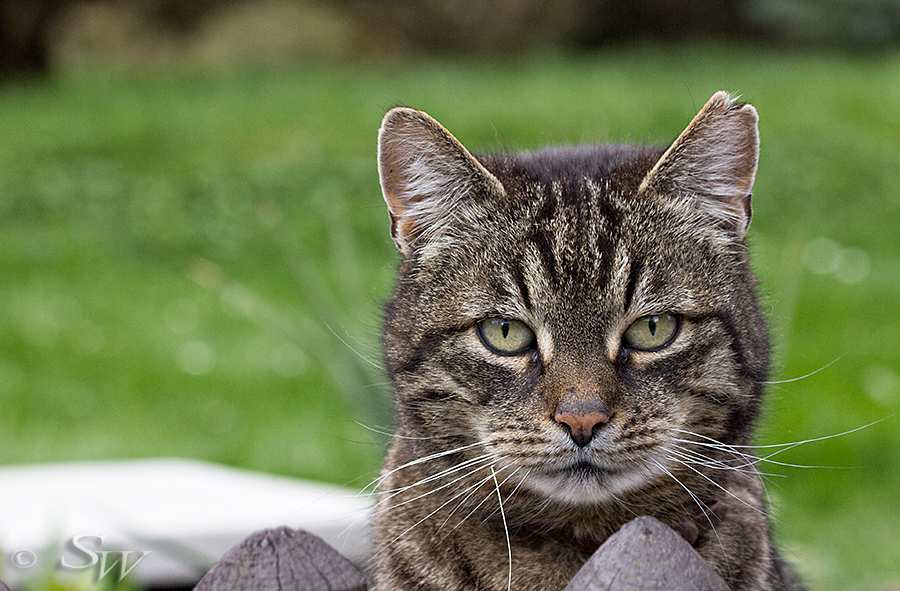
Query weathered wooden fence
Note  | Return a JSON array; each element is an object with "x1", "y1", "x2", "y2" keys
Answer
[
  {"x1": 0, "y1": 517, "x2": 729, "y2": 590},
  {"x1": 190, "y1": 516, "x2": 730, "y2": 591}
]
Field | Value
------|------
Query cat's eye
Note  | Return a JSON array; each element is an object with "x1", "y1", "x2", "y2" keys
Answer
[
  {"x1": 622, "y1": 314, "x2": 680, "y2": 351},
  {"x1": 477, "y1": 318, "x2": 535, "y2": 356}
]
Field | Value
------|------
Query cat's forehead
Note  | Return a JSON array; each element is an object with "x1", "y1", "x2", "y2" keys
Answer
[
  {"x1": 475, "y1": 147, "x2": 670, "y2": 285},
  {"x1": 435, "y1": 146, "x2": 726, "y2": 332},
  {"x1": 480, "y1": 144, "x2": 668, "y2": 244}
]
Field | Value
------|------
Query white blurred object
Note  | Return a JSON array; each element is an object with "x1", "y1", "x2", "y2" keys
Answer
[{"x1": 0, "y1": 458, "x2": 372, "y2": 589}]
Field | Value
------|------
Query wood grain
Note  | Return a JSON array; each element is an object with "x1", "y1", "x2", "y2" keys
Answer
[
  {"x1": 193, "y1": 526, "x2": 367, "y2": 591},
  {"x1": 565, "y1": 516, "x2": 731, "y2": 591}
]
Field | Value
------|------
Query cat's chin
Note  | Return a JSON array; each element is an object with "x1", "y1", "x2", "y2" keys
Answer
[{"x1": 525, "y1": 462, "x2": 652, "y2": 506}]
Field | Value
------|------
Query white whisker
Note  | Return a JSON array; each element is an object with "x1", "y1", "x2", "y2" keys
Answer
[
  {"x1": 667, "y1": 444, "x2": 782, "y2": 478},
  {"x1": 356, "y1": 421, "x2": 470, "y2": 441},
  {"x1": 372, "y1": 454, "x2": 498, "y2": 513},
  {"x1": 364, "y1": 440, "x2": 491, "y2": 492},
  {"x1": 502, "y1": 466, "x2": 531, "y2": 506},
  {"x1": 371, "y1": 470, "x2": 499, "y2": 562},
  {"x1": 520, "y1": 495, "x2": 555, "y2": 522},
  {"x1": 762, "y1": 356, "x2": 842, "y2": 384},
  {"x1": 665, "y1": 453, "x2": 771, "y2": 520},
  {"x1": 675, "y1": 419, "x2": 882, "y2": 451},
  {"x1": 671, "y1": 429, "x2": 854, "y2": 470},
  {"x1": 439, "y1": 466, "x2": 507, "y2": 532},
  {"x1": 650, "y1": 458, "x2": 729, "y2": 572},
  {"x1": 610, "y1": 492, "x2": 639, "y2": 518},
  {"x1": 482, "y1": 465, "x2": 526, "y2": 522},
  {"x1": 323, "y1": 320, "x2": 383, "y2": 370},
  {"x1": 438, "y1": 476, "x2": 496, "y2": 533},
  {"x1": 492, "y1": 466, "x2": 513, "y2": 591}
]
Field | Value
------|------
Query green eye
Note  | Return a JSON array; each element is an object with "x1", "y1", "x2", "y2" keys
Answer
[
  {"x1": 622, "y1": 314, "x2": 680, "y2": 351},
  {"x1": 477, "y1": 318, "x2": 535, "y2": 355}
]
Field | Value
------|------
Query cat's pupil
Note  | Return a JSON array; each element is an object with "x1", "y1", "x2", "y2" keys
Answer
[
  {"x1": 477, "y1": 318, "x2": 535, "y2": 355},
  {"x1": 648, "y1": 316, "x2": 657, "y2": 336}
]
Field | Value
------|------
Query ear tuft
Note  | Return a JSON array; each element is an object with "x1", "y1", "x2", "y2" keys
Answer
[
  {"x1": 639, "y1": 91, "x2": 759, "y2": 239},
  {"x1": 378, "y1": 107, "x2": 504, "y2": 256}
]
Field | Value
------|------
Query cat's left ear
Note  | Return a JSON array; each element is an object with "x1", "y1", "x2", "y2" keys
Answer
[{"x1": 639, "y1": 91, "x2": 759, "y2": 240}]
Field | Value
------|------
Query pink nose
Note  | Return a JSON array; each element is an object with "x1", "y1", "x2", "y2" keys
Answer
[{"x1": 554, "y1": 410, "x2": 610, "y2": 447}]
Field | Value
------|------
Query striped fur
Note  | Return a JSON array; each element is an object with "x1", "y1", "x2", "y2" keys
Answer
[{"x1": 373, "y1": 93, "x2": 803, "y2": 591}]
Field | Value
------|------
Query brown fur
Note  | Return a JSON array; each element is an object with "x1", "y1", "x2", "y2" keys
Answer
[{"x1": 373, "y1": 93, "x2": 803, "y2": 591}]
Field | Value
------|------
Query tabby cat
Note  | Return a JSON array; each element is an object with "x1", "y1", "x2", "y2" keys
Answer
[{"x1": 372, "y1": 92, "x2": 803, "y2": 591}]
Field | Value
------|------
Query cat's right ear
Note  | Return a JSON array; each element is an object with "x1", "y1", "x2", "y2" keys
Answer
[{"x1": 378, "y1": 107, "x2": 505, "y2": 257}]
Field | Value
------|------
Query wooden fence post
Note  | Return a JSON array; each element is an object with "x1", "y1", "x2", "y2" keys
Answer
[
  {"x1": 566, "y1": 516, "x2": 730, "y2": 591},
  {"x1": 193, "y1": 516, "x2": 730, "y2": 591},
  {"x1": 192, "y1": 526, "x2": 366, "y2": 591}
]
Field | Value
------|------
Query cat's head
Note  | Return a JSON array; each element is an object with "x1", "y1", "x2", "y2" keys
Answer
[{"x1": 378, "y1": 92, "x2": 768, "y2": 506}]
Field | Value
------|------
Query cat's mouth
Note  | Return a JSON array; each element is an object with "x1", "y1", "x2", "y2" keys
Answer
[
  {"x1": 523, "y1": 459, "x2": 636, "y2": 505},
  {"x1": 555, "y1": 460, "x2": 615, "y2": 477}
]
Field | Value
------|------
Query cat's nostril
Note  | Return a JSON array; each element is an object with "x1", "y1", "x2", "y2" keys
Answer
[{"x1": 554, "y1": 410, "x2": 610, "y2": 448}]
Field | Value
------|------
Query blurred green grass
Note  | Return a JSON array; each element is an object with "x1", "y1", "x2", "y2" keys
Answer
[{"x1": 1, "y1": 46, "x2": 898, "y2": 590}]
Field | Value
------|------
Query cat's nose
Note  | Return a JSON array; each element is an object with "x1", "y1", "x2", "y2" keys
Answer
[{"x1": 553, "y1": 398, "x2": 611, "y2": 448}]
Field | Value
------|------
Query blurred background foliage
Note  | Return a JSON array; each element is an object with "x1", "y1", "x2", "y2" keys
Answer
[
  {"x1": 3, "y1": 0, "x2": 900, "y2": 78},
  {"x1": 1, "y1": 1, "x2": 899, "y2": 591}
]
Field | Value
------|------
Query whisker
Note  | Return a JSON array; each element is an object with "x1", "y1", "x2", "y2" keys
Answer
[
  {"x1": 387, "y1": 456, "x2": 513, "y2": 540},
  {"x1": 461, "y1": 471, "x2": 516, "y2": 527},
  {"x1": 748, "y1": 420, "x2": 887, "y2": 465},
  {"x1": 675, "y1": 419, "x2": 883, "y2": 451},
  {"x1": 437, "y1": 468, "x2": 507, "y2": 537},
  {"x1": 610, "y1": 492, "x2": 640, "y2": 518},
  {"x1": 668, "y1": 441, "x2": 777, "y2": 474},
  {"x1": 323, "y1": 320, "x2": 383, "y2": 370},
  {"x1": 375, "y1": 452, "x2": 495, "y2": 496},
  {"x1": 372, "y1": 454, "x2": 498, "y2": 513},
  {"x1": 650, "y1": 458, "x2": 729, "y2": 572},
  {"x1": 482, "y1": 466, "x2": 526, "y2": 522},
  {"x1": 364, "y1": 440, "x2": 491, "y2": 492},
  {"x1": 668, "y1": 442, "x2": 746, "y2": 467},
  {"x1": 665, "y1": 454, "x2": 772, "y2": 520},
  {"x1": 502, "y1": 466, "x2": 531, "y2": 506},
  {"x1": 362, "y1": 455, "x2": 500, "y2": 544},
  {"x1": 355, "y1": 421, "x2": 472, "y2": 441},
  {"x1": 669, "y1": 436, "x2": 760, "y2": 469},
  {"x1": 492, "y1": 466, "x2": 513, "y2": 591},
  {"x1": 371, "y1": 470, "x2": 499, "y2": 562},
  {"x1": 651, "y1": 458, "x2": 710, "y2": 517},
  {"x1": 762, "y1": 356, "x2": 842, "y2": 384},
  {"x1": 667, "y1": 445, "x2": 782, "y2": 478},
  {"x1": 524, "y1": 496, "x2": 556, "y2": 522},
  {"x1": 672, "y1": 434, "x2": 842, "y2": 470}
]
